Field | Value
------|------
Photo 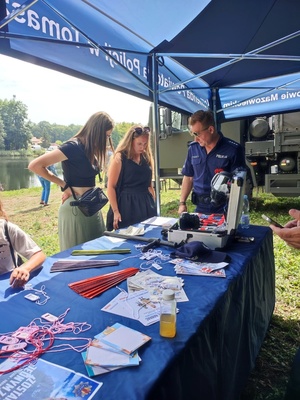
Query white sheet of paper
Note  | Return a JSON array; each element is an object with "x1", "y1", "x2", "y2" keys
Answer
[
  {"x1": 86, "y1": 341, "x2": 140, "y2": 367},
  {"x1": 118, "y1": 226, "x2": 145, "y2": 236},
  {"x1": 141, "y1": 216, "x2": 178, "y2": 227},
  {"x1": 99, "y1": 323, "x2": 151, "y2": 355},
  {"x1": 101, "y1": 289, "x2": 161, "y2": 326}
]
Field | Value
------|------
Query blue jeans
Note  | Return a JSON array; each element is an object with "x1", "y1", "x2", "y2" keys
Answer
[{"x1": 38, "y1": 176, "x2": 51, "y2": 204}]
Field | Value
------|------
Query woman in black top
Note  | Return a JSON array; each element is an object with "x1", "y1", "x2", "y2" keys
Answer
[
  {"x1": 106, "y1": 125, "x2": 156, "y2": 231},
  {"x1": 28, "y1": 111, "x2": 114, "y2": 250}
]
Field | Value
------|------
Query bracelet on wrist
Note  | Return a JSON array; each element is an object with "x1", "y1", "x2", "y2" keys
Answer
[
  {"x1": 61, "y1": 183, "x2": 69, "y2": 192},
  {"x1": 113, "y1": 209, "x2": 119, "y2": 213},
  {"x1": 179, "y1": 201, "x2": 186, "y2": 206}
]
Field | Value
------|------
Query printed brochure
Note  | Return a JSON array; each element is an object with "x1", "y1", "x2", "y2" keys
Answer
[{"x1": 0, "y1": 358, "x2": 102, "y2": 399}]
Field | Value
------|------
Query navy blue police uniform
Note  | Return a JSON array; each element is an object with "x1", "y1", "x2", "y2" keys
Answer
[{"x1": 181, "y1": 132, "x2": 245, "y2": 214}]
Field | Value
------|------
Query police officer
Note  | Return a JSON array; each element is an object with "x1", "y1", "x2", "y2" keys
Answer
[{"x1": 178, "y1": 109, "x2": 245, "y2": 215}]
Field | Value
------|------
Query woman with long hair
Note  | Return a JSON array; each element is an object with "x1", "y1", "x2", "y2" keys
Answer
[
  {"x1": 106, "y1": 125, "x2": 156, "y2": 230},
  {"x1": 29, "y1": 111, "x2": 114, "y2": 250}
]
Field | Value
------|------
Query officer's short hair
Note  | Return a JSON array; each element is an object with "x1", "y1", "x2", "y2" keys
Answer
[{"x1": 189, "y1": 110, "x2": 215, "y2": 128}]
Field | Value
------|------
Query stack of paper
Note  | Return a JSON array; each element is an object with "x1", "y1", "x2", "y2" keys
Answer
[
  {"x1": 169, "y1": 258, "x2": 228, "y2": 278},
  {"x1": 127, "y1": 269, "x2": 188, "y2": 302},
  {"x1": 82, "y1": 323, "x2": 151, "y2": 376}
]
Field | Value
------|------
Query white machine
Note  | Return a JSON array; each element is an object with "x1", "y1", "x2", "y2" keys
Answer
[{"x1": 167, "y1": 170, "x2": 246, "y2": 249}]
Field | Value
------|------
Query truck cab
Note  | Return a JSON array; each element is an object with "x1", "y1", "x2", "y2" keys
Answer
[
  {"x1": 150, "y1": 106, "x2": 300, "y2": 197},
  {"x1": 245, "y1": 112, "x2": 300, "y2": 197}
]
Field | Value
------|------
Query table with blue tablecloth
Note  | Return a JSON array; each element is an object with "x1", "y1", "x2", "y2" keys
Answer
[{"x1": 0, "y1": 224, "x2": 275, "y2": 400}]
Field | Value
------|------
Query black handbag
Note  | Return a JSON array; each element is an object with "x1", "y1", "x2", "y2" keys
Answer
[{"x1": 70, "y1": 186, "x2": 108, "y2": 217}]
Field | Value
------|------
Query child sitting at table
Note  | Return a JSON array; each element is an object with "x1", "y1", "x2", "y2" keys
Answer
[{"x1": 0, "y1": 199, "x2": 46, "y2": 288}]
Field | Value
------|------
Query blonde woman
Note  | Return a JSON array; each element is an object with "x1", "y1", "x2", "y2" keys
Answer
[{"x1": 106, "y1": 125, "x2": 156, "y2": 230}]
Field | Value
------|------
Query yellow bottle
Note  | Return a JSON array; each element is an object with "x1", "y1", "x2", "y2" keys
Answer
[{"x1": 160, "y1": 289, "x2": 176, "y2": 338}]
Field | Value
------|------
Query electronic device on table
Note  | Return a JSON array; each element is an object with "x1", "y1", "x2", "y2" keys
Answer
[{"x1": 167, "y1": 170, "x2": 246, "y2": 249}]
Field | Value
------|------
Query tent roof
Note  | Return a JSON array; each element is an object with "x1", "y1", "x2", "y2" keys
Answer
[
  {"x1": 1, "y1": 0, "x2": 300, "y2": 120},
  {"x1": 162, "y1": 0, "x2": 300, "y2": 87}
]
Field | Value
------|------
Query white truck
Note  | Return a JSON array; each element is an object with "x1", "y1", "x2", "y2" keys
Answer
[{"x1": 151, "y1": 106, "x2": 300, "y2": 197}]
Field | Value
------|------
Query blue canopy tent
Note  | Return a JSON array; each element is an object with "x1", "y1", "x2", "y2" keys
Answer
[
  {"x1": 158, "y1": 0, "x2": 300, "y2": 120},
  {"x1": 1, "y1": 0, "x2": 300, "y2": 212},
  {"x1": 0, "y1": 0, "x2": 211, "y2": 113}
]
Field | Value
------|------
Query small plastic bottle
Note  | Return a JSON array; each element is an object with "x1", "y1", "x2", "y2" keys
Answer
[
  {"x1": 160, "y1": 289, "x2": 176, "y2": 338},
  {"x1": 240, "y1": 194, "x2": 250, "y2": 229}
]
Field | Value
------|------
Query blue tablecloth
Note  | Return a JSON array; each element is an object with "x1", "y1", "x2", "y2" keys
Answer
[{"x1": 0, "y1": 225, "x2": 275, "y2": 400}]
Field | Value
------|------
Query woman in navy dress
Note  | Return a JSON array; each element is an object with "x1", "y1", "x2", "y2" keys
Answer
[{"x1": 106, "y1": 125, "x2": 156, "y2": 231}]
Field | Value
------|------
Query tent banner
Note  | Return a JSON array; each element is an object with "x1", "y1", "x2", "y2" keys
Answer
[
  {"x1": 220, "y1": 73, "x2": 300, "y2": 119},
  {"x1": 2, "y1": 0, "x2": 210, "y2": 113}
]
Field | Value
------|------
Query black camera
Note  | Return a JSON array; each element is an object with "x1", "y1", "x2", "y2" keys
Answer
[{"x1": 179, "y1": 212, "x2": 200, "y2": 230}]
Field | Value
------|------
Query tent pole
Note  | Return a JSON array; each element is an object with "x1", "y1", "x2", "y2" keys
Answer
[
  {"x1": 151, "y1": 53, "x2": 161, "y2": 216},
  {"x1": 212, "y1": 87, "x2": 223, "y2": 130},
  {"x1": 212, "y1": 87, "x2": 218, "y2": 125}
]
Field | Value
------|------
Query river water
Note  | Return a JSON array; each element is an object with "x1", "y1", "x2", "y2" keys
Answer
[{"x1": 0, "y1": 157, "x2": 63, "y2": 191}]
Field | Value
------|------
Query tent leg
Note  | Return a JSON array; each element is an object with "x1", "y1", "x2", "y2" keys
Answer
[{"x1": 151, "y1": 53, "x2": 161, "y2": 216}]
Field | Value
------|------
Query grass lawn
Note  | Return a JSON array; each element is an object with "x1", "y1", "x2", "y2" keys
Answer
[{"x1": 1, "y1": 184, "x2": 299, "y2": 399}]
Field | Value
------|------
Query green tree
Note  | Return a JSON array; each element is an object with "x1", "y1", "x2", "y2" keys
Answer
[
  {"x1": 0, "y1": 97, "x2": 140, "y2": 151},
  {"x1": 0, "y1": 116, "x2": 5, "y2": 150},
  {"x1": 0, "y1": 98, "x2": 31, "y2": 150},
  {"x1": 58, "y1": 124, "x2": 81, "y2": 142},
  {"x1": 32, "y1": 121, "x2": 52, "y2": 148},
  {"x1": 49, "y1": 124, "x2": 67, "y2": 143},
  {"x1": 112, "y1": 122, "x2": 132, "y2": 148}
]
